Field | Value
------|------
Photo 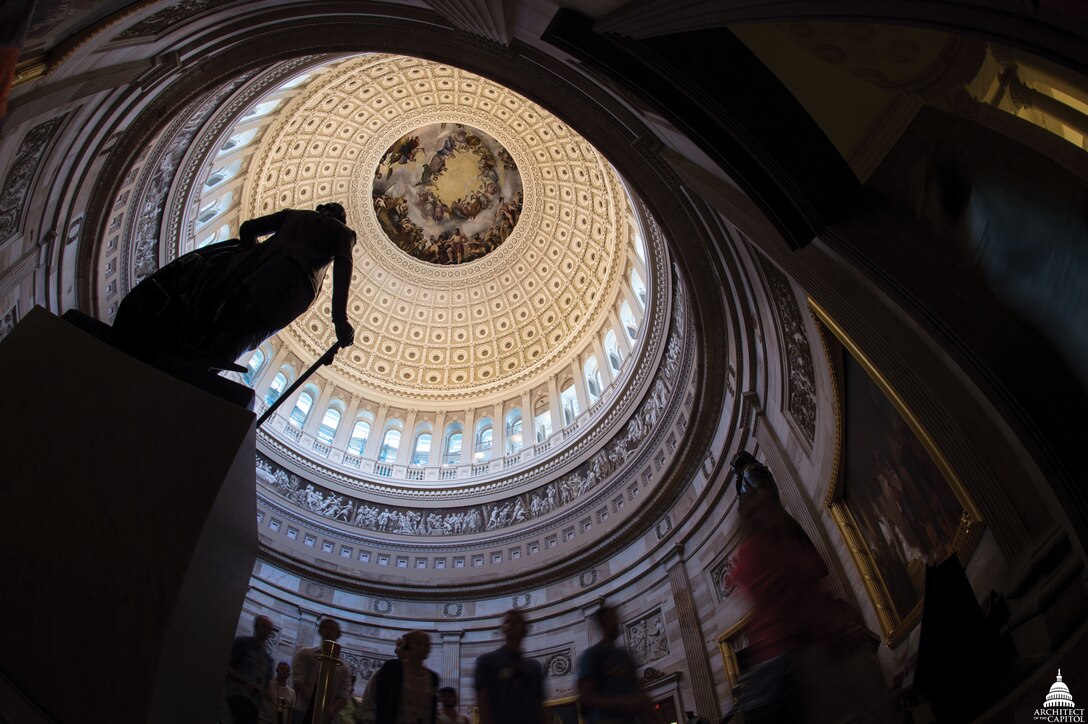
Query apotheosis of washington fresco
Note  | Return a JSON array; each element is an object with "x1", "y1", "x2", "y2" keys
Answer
[{"x1": 372, "y1": 123, "x2": 523, "y2": 265}]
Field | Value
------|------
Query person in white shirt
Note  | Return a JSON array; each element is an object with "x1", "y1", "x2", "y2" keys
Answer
[
  {"x1": 292, "y1": 618, "x2": 352, "y2": 724},
  {"x1": 262, "y1": 661, "x2": 297, "y2": 724},
  {"x1": 436, "y1": 687, "x2": 469, "y2": 724}
]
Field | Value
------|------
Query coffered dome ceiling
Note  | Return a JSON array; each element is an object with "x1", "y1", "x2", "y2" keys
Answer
[{"x1": 241, "y1": 55, "x2": 630, "y2": 403}]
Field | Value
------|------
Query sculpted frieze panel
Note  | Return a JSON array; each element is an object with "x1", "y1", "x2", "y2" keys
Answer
[
  {"x1": 254, "y1": 311, "x2": 682, "y2": 537},
  {"x1": 0, "y1": 116, "x2": 65, "y2": 242},
  {"x1": 625, "y1": 608, "x2": 669, "y2": 665},
  {"x1": 758, "y1": 255, "x2": 817, "y2": 444}
]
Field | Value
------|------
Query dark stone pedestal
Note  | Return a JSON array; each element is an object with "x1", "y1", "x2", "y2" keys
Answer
[{"x1": 0, "y1": 307, "x2": 258, "y2": 723}]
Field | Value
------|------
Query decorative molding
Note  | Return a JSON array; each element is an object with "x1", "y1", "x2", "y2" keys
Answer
[
  {"x1": 578, "y1": 569, "x2": 598, "y2": 588},
  {"x1": 625, "y1": 607, "x2": 670, "y2": 665},
  {"x1": 707, "y1": 556, "x2": 738, "y2": 604},
  {"x1": 531, "y1": 646, "x2": 574, "y2": 678},
  {"x1": 512, "y1": 593, "x2": 531, "y2": 609},
  {"x1": 372, "y1": 599, "x2": 394, "y2": 614},
  {"x1": 115, "y1": 0, "x2": 221, "y2": 40},
  {"x1": 757, "y1": 254, "x2": 817, "y2": 445},
  {"x1": 339, "y1": 650, "x2": 386, "y2": 681},
  {"x1": 0, "y1": 116, "x2": 66, "y2": 243},
  {"x1": 442, "y1": 602, "x2": 464, "y2": 618},
  {"x1": 654, "y1": 514, "x2": 672, "y2": 541}
]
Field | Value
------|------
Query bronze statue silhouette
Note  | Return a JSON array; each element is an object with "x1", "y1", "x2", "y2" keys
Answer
[{"x1": 112, "y1": 203, "x2": 357, "y2": 371}]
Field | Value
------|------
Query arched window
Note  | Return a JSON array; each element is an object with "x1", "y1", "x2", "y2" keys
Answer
[
  {"x1": 244, "y1": 348, "x2": 265, "y2": 385},
  {"x1": 265, "y1": 371, "x2": 287, "y2": 405},
  {"x1": 196, "y1": 191, "x2": 233, "y2": 228},
  {"x1": 278, "y1": 73, "x2": 311, "y2": 90},
  {"x1": 217, "y1": 128, "x2": 258, "y2": 156},
  {"x1": 241, "y1": 99, "x2": 282, "y2": 120},
  {"x1": 584, "y1": 357, "x2": 603, "y2": 403},
  {"x1": 347, "y1": 421, "x2": 370, "y2": 456},
  {"x1": 444, "y1": 426, "x2": 463, "y2": 465},
  {"x1": 378, "y1": 428, "x2": 401, "y2": 463},
  {"x1": 631, "y1": 269, "x2": 647, "y2": 309},
  {"x1": 505, "y1": 409, "x2": 523, "y2": 455},
  {"x1": 632, "y1": 227, "x2": 647, "y2": 263},
  {"x1": 203, "y1": 159, "x2": 241, "y2": 190},
  {"x1": 411, "y1": 433, "x2": 432, "y2": 466},
  {"x1": 475, "y1": 419, "x2": 493, "y2": 462},
  {"x1": 289, "y1": 391, "x2": 313, "y2": 428},
  {"x1": 560, "y1": 381, "x2": 579, "y2": 425},
  {"x1": 316, "y1": 407, "x2": 341, "y2": 444},
  {"x1": 197, "y1": 223, "x2": 232, "y2": 249},
  {"x1": 620, "y1": 301, "x2": 638, "y2": 342},
  {"x1": 605, "y1": 330, "x2": 622, "y2": 373}
]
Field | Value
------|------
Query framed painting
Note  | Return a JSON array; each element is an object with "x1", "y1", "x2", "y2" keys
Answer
[
  {"x1": 809, "y1": 298, "x2": 982, "y2": 647},
  {"x1": 542, "y1": 696, "x2": 582, "y2": 724},
  {"x1": 716, "y1": 611, "x2": 754, "y2": 692}
]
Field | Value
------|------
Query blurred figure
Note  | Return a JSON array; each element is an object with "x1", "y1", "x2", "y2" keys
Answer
[
  {"x1": 436, "y1": 687, "x2": 469, "y2": 724},
  {"x1": 226, "y1": 615, "x2": 275, "y2": 724},
  {"x1": 358, "y1": 638, "x2": 404, "y2": 724},
  {"x1": 916, "y1": 153, "x2": 1088, "y2": 390},
  {"x1": 337, "y1": 675, "x2": 358, "y2": 724},
  {"x1": 475, "y1": 610, "x2": 545, "y2": 724},
  {"x1": 372, "y1": 630, "x2": 439, "y2": 724},
  {"x1": 261, "y1": 661, "x2": 296, "y2": 724},
  {"x1": 293, "y1": 618, "x2": 352, "y2": 724},
  {"x1": 729, "y1": 451, "x2": 886, "y2": 723},
  {"x1": 577, "y1": 605, "x2": 659, "y2": 724}
]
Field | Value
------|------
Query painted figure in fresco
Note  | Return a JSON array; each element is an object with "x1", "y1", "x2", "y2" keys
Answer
[{"x1": 112, "y1": 203, "x2": 356, "y2": 371}]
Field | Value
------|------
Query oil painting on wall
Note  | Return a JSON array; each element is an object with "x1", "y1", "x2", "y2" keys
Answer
[{"x1": 811, "y1": 300, "x2": 977, "y2": 646}]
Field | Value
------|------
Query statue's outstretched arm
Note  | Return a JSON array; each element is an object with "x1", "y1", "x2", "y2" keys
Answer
[
  {"x1": 331, "y1": 228, "x2": 357, "y2": 347},
  {"x1": 239, "y1": 210, "x2": 288, "y2": 245}
]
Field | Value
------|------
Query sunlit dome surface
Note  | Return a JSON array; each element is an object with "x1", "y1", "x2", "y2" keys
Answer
[{"x1": 240, "y1": 55, "x2": 632, "y2": 403}]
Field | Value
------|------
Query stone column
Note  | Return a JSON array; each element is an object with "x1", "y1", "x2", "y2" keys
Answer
[
  {"x1": 463, "y1": 408, "x2": 476, "y2": 462},
  {"x1": 303, "y1": 383, "x2": 337, "y2": 436},
  {"x1": 253, "y1": 343, "x2": 288, "y2": 396},
  {"x1": 441, "y1": 630, "x2": 464, "y2": 693},
  {"x1": 547, "y1": 376, "x2": 562, "y2": 432},
  {"x1": 493, "y1": 402, "x2": 505, "y2": 460},
  {"x1": 665, "y1": 545, "x2": 720, "y2": 721},
  {"x1": 397, "y1": 409, "x2": 418, "y2": 464},
  {"x1": 363, "y1": 403, "x2": 389, "y2": 459},
  {"x1": 591, "y1": 336, "x2": 613, "y2": 389},
  {"x1": 571, "y1": 358, "x2": 590, "y2": 414},
  {"x1": 430, "y1": 410, "x2": 447, "y2": 465},
  {"x1": 520, "y1": 391, "x2": 532, "y2": 445},
  {"x1": 620, "y1": 276, "x2": 644, "y2": 323},
  {"x1": 333, "y1": 394, "x2": 362, "y2": 448},
  {"x1": 609, "y1": 310, "x2": 632, "y2": 357},
  {"x1": 295, "y1": 608, "x2": 322, "y2": 651}
]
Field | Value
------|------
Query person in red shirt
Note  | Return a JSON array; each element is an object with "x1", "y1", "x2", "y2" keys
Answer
[{"x1": 729, "y1": 451, "x2": 884, "y2": 723}]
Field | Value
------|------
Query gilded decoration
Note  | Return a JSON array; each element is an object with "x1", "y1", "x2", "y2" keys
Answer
[
  {"x1": 241, "y1": 55, "x2": 627, "y2": 401},
  {"x1": 809, "y1": 298, "x2": 982, "y2": 646},
  {"x1": 373, "y1": 123, "x2": 523, "y2": 264}
]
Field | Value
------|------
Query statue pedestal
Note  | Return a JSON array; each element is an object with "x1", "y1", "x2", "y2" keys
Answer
[{"x1": 0, "y1": 307, "x2": 257, "y2": 724}]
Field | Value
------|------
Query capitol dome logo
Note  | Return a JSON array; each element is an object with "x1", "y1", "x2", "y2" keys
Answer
[{"x1": 1034, "y1": 670, "x2": 1085, "y2": 722}]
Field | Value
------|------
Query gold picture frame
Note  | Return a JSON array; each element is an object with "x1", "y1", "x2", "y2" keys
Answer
[
  {"x1": 542, "y1": 695, "x2": 582, "y2": 724},
  {"x1": 475, "y1": 695, "x2": 582, "y2": 724},
  {"x1": 716, "y1": 611, "x2": 754, "y2": 691},
  {"x1": 809, "y1": 297, "x2": 983, "y2": 647}
]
